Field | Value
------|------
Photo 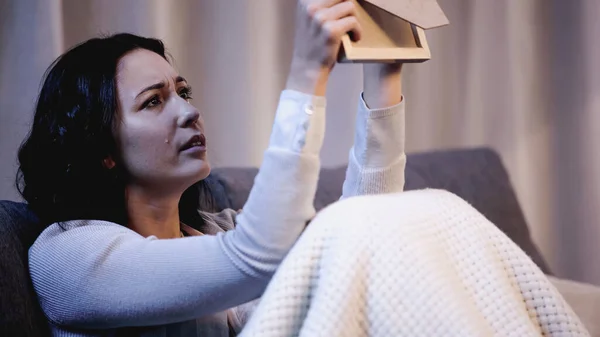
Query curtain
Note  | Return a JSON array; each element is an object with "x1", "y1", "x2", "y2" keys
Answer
[{"x1": 1, "y1": 0, "x2": 599, "y2": 285}]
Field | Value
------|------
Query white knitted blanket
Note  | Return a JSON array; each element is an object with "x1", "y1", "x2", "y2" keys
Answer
[{"x1": 240, "y1": 189, "x2": 590, "y2": 337}]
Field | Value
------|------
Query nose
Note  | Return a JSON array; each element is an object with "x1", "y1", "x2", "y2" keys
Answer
[{"x1": 177, "y1": 107, "x2": 201, "y2": 129}]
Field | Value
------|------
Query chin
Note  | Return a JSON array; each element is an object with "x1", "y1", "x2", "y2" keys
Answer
[
  {"x1": 174, "y1": 159, "x2": 211, "y2": 190},
  {"x1": 192, "y1": 160, "x2": 211, "y2": 181},
  {"x1": 198, "y1": 164, "x2": 211, "y2": 180}
]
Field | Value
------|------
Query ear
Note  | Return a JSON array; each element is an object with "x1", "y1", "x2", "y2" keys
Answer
[{"x1": 102, "y1": 156, "x2": 116, "y2": 169}]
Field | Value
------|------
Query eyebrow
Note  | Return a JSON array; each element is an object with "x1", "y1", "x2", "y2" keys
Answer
[{"x1": 136, "y1": 76, "x2": 188, "y2": 98}]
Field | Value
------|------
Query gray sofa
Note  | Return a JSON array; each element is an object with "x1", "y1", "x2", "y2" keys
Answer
[{"x1": 1, "y1": 147, "x2": 598, "y2": 336}]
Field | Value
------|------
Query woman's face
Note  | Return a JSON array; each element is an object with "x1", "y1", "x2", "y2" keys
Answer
[{"x1": 114, "y1": 49, "x2": 209, "y2": 193}]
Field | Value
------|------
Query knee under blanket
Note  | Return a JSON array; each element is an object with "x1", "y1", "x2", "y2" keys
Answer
[{"x1": 240, "y1": 189, "x2": 590, "y2": 337}]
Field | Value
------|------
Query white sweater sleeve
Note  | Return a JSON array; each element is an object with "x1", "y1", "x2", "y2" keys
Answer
[
  {"x1": 341, "y1": 93, "x2": 406, "y2": 198},
  {"x1": 28, "y1": 90, "x2": 326, "y2": 329}
]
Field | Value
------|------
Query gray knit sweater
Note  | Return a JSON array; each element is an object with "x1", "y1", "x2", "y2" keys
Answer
[{"x1": 28, "y1": 90, "x2": 406, "y2": 336}]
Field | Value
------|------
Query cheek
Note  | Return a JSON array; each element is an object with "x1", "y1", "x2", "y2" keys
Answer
[{"x1": 118, "y1": 118, "x2": 173, "y2": 177}]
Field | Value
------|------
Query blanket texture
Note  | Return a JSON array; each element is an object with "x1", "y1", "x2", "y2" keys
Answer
[{"x1": 240, "y1": 189, "x2": 590, "y2": 337}]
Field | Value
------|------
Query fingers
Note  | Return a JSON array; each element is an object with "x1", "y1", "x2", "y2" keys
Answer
[
  {"x1": 308, "y1": 0, "x2": 362, "y2": 42},
  {"x1": 304, "y1": 0, "x2": 345, "y2": 16},
  {"x1": 314, "y1": 0, "x2": 345, "y2": 8},
  {"x1": 315, "y1": 1, "x2": 357, "y2": 23},
  {"x1": 323, "y1": 15, "x2": 362, "y2": 42}
]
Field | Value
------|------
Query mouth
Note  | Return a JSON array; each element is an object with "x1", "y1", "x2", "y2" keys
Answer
[{"x1": 180, "y1": 134, "x2": 207, "y2": 152}]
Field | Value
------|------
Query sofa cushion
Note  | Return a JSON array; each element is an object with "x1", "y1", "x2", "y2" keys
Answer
[
  {"x1": 211, "y1": 147, "x2": 552, "y2": 275},
  {"x1": 0, "y1": 201, "x2": 50, "y2": 337}
]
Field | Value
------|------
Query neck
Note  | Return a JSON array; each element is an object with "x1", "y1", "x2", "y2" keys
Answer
[{"x1": 126, "y1": 185, "x2": 181, "y2": 239}]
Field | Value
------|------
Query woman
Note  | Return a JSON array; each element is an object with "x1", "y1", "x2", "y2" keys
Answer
[
  {"x1": 22, "y1": 0, "x2": 587, "y2": 334},
  {"x1": 21, "y1": 0, "x2": 406, "y2": 335}
]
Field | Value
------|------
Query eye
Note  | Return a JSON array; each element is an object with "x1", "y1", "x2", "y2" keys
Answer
[
  {"x1": 143, "y1": 95, "x2": 162, "y2": 109},
  {"x1": 178, "y1": 86, "x2": 193, "y2": 101}
]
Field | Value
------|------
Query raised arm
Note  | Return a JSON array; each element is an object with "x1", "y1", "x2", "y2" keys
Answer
[
  {"x1": 341, "y1": 63, "x2": 406, "y2": 198},
  {"x1": 29, "y1": 0, "x2": 363, "y2": 329}
]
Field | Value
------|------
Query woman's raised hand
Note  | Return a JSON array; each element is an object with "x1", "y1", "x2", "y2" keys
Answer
[{"x1": 286, "y1": 0, "x2": 362, "y2": 96}]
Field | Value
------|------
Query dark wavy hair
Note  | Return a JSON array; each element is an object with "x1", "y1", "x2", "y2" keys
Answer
[{"x1": 16, "y1": 33, "x2": 217, "y2": 227}]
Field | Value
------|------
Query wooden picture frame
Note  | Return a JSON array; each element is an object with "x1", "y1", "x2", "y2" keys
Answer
[{"x1": 338, "y1": 0, "x2": 448, "y2": 63}]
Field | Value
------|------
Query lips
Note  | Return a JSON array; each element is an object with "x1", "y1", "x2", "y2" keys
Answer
[{"x1": 180, "y1": 134, "x2": 206, "y2": 152}]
